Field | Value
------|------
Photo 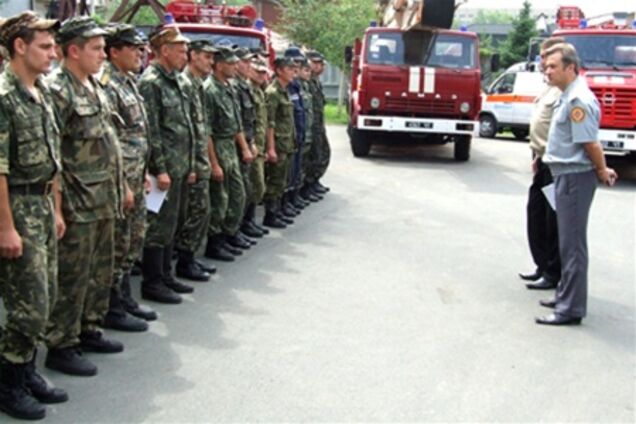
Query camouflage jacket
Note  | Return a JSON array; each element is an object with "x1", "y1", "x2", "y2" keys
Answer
[
  {"x1": 138, "y1": 63, "x2": 195, "y2": 178},
  {"x1": 266, "y1": 78, "x2": 295, "y2": 154},
  {"x1": 182, "y1": 67, "x2": 210, "y2": 178},
  {"x1": 249, "y1": 80, "x2": 267, "y2": 154},
  {"x1": 100, "y1": 62, "x2": 149, "y2": 179},
  {"x1": 233, "y1": 77, "x2": 255, "y2": 143},
  {"x1": 300, "y1": 80, "x2": 314, "y2": 146},
  {"x1": 0, "y1": 66, "x2": 60, "y2": 187},
  {"x1": 46, "y1": 66, "x2": 124, "y2": 223},
  {"x1": 308, "y1": 77, "x2": 325, "y2": 130},
  {"x1": 204, "y1": 74, "x2": 242, "y2": 144}
]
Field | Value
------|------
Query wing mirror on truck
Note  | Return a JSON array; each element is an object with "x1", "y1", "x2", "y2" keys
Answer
[
  {"x1": 344, "y1": 45, "x2": 353, "y2": 66},
  {"x1": 490, "y1": 53, "x2": 500, "y2": 73}
]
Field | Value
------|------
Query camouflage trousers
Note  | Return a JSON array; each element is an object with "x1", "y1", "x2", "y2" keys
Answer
[
  {"x1": 114, "y1": 171, "x2": 147, "y2": 280},
  {"x1": 0, "y1": 193, "x2": 56, "y2": 364},
  {"x1": 175, "y1": 176, "x2": 210, "y2": 254},
  {"x1": 46, "y1": 218, "x2": 114, "y2": 349},
  {"x1": 264, "y1": 152, "x2": 291, "y2": 202},
  {"x1": 208, "y1": 139, "x2": 246, "y2": 236},
  {"x1": 240, "y1": 154, "x2": 253, "y2": 212},
  {"x1": 287, "y1": 140, "x2": 305, "y2": 191},
  {"x1": 300, "y1": 142, "x2": 312, "y2": 187},
  {"x1": 144, "y1": 174, "x2": 188, "y2": 249},
  {"x1": 306, "y1": 128, "x2": 331, "y2": 182},
  {"x1": 249, "y1": 155, "x2": 266, "y2": 205}
]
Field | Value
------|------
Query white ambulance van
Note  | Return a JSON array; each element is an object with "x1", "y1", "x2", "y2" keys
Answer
[{"x1": 479, "y1": 63, "x2": 546, "y2": 140}]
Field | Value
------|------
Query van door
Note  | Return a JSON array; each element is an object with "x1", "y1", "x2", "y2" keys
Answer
[
  {"x1": 510, "y1": 71, "x2": 546, "y2": 125},
  {"x1": 486, "y1": 72, "x2": 517, "y2": 124}
]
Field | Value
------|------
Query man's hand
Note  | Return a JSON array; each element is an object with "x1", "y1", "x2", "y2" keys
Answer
[
  {"x1": 187, "y1": 172, "x2": 197, "y2": 184},
  {"x1": 211, "y1": 164, "x2": 224, "y2": 182},
  {"x1": 597, "y1": 167, "x2": 618, "y2": 187},
  {"x1": 0, "y1": 228, "x2": 22, "y2": 259},
  {"x1": 531, "y1": 156, "x2": 539, "y2": 174},
  {"x1": 123, "y1": 186, "x2": 134, "y2": 211},
  {"x1": 156, "y1": 173, "x2": 171, "y2": 191},
  {"x1": 55, "y1": 214, "x2": 66, "y2": 240},
  {"x1": 144, "y1": 174, "x2": 152, "y2": 194},
  {"x1": 266, "y1": 148, "x2": 278, "y2": 163},
  {"x1": 251, "y1": 143, "x2": 258, "y2": 158},
  {"x1": 241, "y1": 148, "x2": 254, "y2": 164}
]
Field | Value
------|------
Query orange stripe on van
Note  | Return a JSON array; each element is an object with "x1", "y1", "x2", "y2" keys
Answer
[{"x1": 486, "y1": 94, "x2": 536, "y2": 103}]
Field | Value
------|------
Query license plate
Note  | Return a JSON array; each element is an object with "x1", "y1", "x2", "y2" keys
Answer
[
  {"x1": 601, "y1": 140, "x2": 624, "y2": 149},
  {"x1": 405, "y1": 121, "x2": 433, "y2": 129}
]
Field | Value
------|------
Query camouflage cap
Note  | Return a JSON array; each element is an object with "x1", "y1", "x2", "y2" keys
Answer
[
  {"x1": 0, "y1": 11, "x2": 60, "y2": 48},
  {"x1": 56, "y1": 16, "x2": 107, "y2": 45},
  {"x1": 235, "y1": 47, "x2": 255, "y2": 61},
  {"x1": 284, "y1": 46, "x2": 305, "y2": 61},
  {"x1": 188, "y1": 39, "x2": 217, "y2": 53},
  {"x1": 274, "y1": 56, "x2": 295, "y2": 69},
  {"x1": 148, "y1": 26, "x2": 189, "y2": 49},
  {"x1": 306, "y1": 50, "x2": 325, "y2": 63},
  {"x1": 106, "y1": 23, "x2": 145, "y2": 46},
  {"x1": 250, "y1": 58, "x2": 269, "y2": 73},
  {"x1": 250, "y1": 46, "x2": 269, "y2": 57},
  {"x1": 214, "y1": 47, "x2": 239, "y2": 64}
]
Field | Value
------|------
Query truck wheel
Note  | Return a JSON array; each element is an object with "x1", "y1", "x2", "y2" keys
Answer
[
  {"x1": 454, "y1": 136, "x2": 471, "y2": 162},
  {"x1": 350, "y1": 127, "x2": 371, "y2": 157},
  {"x1": 479, "y1": 114, "x2": 497, "y2": 138},
  {"x1": 512, "y1": 129, "x2": 529, "y2": 140}
]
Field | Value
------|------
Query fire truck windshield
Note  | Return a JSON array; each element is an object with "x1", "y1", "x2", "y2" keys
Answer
[
  {"x1": 563, "y1": 35, "x2": 636, "y2": 68},
  {"x1": 181, "y1": 31, "x2": 264, "y2": 50},
  {"x1": 366, "y1": 31, "x2": 476, "y2": 69}
]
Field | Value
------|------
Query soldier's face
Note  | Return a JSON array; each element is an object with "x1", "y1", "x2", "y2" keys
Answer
[
  {"x1": 114, "y1": 44, "x2": 143, "y2": 73},
  {"x1": 300, "y1": 67, "x2": 311, "y2": 81},
  {"x1": 77, "y1": 36, "x2": 107, "y2": 75},
  {"x1": 237, "y1": 59, "x2": 251, "y2": 78},
  {"x1": 310, "y1": 61, "x2": 323, "y2": 75},
  {"x1": 19, "y1": 30, "x2": 57, "y2": 75},
  {"x1": 219, "y1": 61, "x2": 237, "y2": 79},
  {"x1": 278, "y1": 65, "x2": 295, "y2": 83},
  {"x1": 251, "y1": 69, "x2": 266, "y2": 85},
  {"x1": 191, "y1": 50, "x2": 214, "y2": 77},
  {"x1": 166, "y1": 43, "x2": 188, "y2": 71}
]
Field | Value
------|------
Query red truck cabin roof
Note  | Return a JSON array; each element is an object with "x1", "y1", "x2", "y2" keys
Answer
[{"x1": 165, "y1": 23, "x2": 268, "y2": 51}]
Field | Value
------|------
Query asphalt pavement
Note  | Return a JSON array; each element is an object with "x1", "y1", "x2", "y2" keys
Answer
[{"x1": 4, "y1": 126, "x2": 635, "y2": 422}]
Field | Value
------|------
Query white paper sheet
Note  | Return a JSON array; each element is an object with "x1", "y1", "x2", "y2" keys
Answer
[
  {"x1": 145, "y1": 176, "x2": 168, "y2": 213},
  {"x1": 542, "y1": 183, "x2": 556, "y2": 211}
]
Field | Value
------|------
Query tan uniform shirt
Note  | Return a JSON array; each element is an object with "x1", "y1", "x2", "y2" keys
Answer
[{"x1": 529, "y1": 85, "x2": 561, "y2": 157}]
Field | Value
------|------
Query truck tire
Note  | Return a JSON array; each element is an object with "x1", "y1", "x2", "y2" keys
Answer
[
  {"x1": 479, "y1": 114, "x2": 497, "y2": 138},
  {"x1": 454, "y1": 136, "x2": 471, "y2": 162},
  {"x1": 350, "y1": 127, "x2": 371, "y2": 157},
  {"x1": 512, "y1": 129, "x2": 529, "y2": 140}
]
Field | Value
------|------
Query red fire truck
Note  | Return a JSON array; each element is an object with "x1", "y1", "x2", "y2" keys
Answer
[
  {"x1": 345, "y1": 0, "x2": 481, "y2": 161},
  {"x1": 162, "y1": 0, "x2": 274, "y2": 62},
  {"x1": 554, "y1": 6, "x2": 636, "y2": 157}
]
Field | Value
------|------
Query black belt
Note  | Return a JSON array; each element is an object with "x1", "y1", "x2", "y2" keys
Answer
[{"x1": 9, "y1": 181, "x2": 54, "y2": 196}]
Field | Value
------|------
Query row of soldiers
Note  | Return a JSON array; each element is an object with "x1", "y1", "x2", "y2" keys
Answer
[{"x1": 0, "y1": 11, "x2": 330, "y2": 420}]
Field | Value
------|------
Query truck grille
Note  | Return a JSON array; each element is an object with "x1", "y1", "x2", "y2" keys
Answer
[
  {"x1": 384, "y1": 97, "x2": 457, "y2": 117},
  {"x1": 591, "y1": 87, "x2": 636, "y2": 129}
]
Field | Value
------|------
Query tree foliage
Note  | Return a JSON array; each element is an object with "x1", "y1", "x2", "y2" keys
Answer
[
  {"x1": 277, "y1": 0, "x2": 376, "y2": 69},
  {"x1": 472, "y1": 10, "x2": 514, "y2": 25},
  {"x1": 498, "y1": 1, "x2": 537, "y2": 68}
]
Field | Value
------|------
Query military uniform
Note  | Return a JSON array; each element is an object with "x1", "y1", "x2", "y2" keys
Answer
[
  {"x1": 138, "y1": 34, "x2": 196, "y2": 302},
  {"x1": 299, "y1": 78, "x2": 314, "y2": 187},
  {"x1": 204, "y1": 70, "x2": 246, "y2": 247},
  {"x1": 307, "y1": 76, "x2": 330, "y2": 182},
  {"x1": 542, "y1": 76, "x2": 600, "y2": 321},
  {"x1": 249, "y1": 76, "x2": 267, "y2": 206}
]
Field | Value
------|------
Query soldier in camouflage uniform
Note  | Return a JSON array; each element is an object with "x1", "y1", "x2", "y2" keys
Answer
[
  {"x1": 44, "y1": 17, "x2": 126, "y2": 378},
  {"x1": 263, "y1": 57, "x2": 296, "y2": 228},
  {"x1": 174, "y1": 40, "x2": 218, "y2": 281},
  {"x1": 234, "y1": 47, "x2": 264, "y2": 241},
  {"x1": 304, "y1": 50, "x2": 330, "y2": 197},
  {"x1": 0, "y1": 12, "x2": 68, "y2": 420},
  {"x1": 101, "y1": 24, "x2": 157, "y2": 331},
  {"x1": 247, "y1": 58, "x2": 270, "y2": 234},
  {"x1": 298, "y1": 58, "x2": 315, "y2": 201},
  {"x1": 138, "y1": 27, "x2": 196, "y2": 303},
  {"x1": 203, "y1": 47, "x2": 254, "y2": 261}
]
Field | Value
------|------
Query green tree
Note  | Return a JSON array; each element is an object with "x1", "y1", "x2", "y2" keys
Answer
[
  {"x1": 277, "y1": 0, "x2": 376, "y2": 70},
  {"x1": 472, "y1": 10, "x2": 514, "y2": 25},
  {"x1": 95, "y1": 0, "x2": 169, "y2": 25},
  {"x1": 498, "y1": 1, "x2": 537, "y2": 68}
]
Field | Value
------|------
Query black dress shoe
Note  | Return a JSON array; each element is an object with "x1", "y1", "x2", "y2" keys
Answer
[
  {"x1": 204, "y1": 245, "x2": 235, "y2": 261},
  {"x1": 238, "y1": 231, "x2": 257, "y2": 246},
  {"x1": 277, "y1": 212, "x2": 294, "y2": 224},
  {"x1": 263, "y1": 213, "x2": 287, "y2": 228},
  {"x1": 123, "y1": 301, "x2": 158, "y2": 321},
  {"x1": 539, "y1": 298, "x2": 557, "y2": 308},
  {"x1": 103, "y1": 311, "x2": 149, "y2": 332},
  {"x1": 79, "y1": 331, "x2": 124, "y2": 354},
  {"x1": 195, "y1": 260, "x2": 216, "y2": 274},
  {"x1": 240, "y1": 223, "x2": 263, "y2": 238},
  {"x1": 163, "y1": 276, "x2": 194, "y2": 294},
  {"x1": 526, "y1": 277, "x2": 558, "y2": 290},
  {"x1": 519, "y1": 270, "x2": 542, "y2": 281},
  {"x1": 535, "y1": 313, "x2": 582, "y2": 326},
  {"x1": 142, "y1": 283, "x2": 182, "y2": 304},
  {"x1": 226, "y1": 234, "x2": 251, "y2": 250},
  {"x1": 176, "y1": 261, "x2": 210, "y2": 282},
  {"x1": 253, "y1": 222, "x2": 269, "y2": 234}
]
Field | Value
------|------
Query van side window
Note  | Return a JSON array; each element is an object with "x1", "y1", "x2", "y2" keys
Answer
[{"x1": 491, "y1": 73, "x2": 516, "y2": 94}]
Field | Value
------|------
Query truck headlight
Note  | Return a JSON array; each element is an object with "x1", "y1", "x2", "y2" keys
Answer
[
  {"x1": 370, "y1": 97, "x2": 381, "y2": 109},
  {"x1": 460, "y1": 102, "x2": 470, "y2": 113}
]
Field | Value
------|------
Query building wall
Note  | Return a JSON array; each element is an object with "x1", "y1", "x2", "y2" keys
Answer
[{"x1": 0, "y1": 0, "x2": 34, "y2": 16}]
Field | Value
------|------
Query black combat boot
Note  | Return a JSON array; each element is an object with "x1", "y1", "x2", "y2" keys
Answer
[
  {"x1": 263, "y1": 201, "x2": 287, "y2": 229},
  {"x1": 277, "y1": 198, "x2": 294, "y2": 224},
  {"x1": 176, "y1": 250, "x2": 210, "y2": 282},
  {"x1": 281, "y1": 193, "x2": 299, "y2": 217},
  {"x1": 226, "y1": 233, "x2": 251, "y2": 250},
  {"x1": 237, "y1": 231, "x2": 257, "y2": 246},
  {"x1": 240, "y1": 203, "x2": 264, "y2": 238},
  {"x1": 79, "y1": 331, "x2": 124, "y2": 354},
  {"x1": 103, "y1": 276, "x2": 149, "y2": 332},
  {"x1": 204, "y1": 234, "x2": 236, "y2": 262},
  {"x1": 45, "y1": 347, "x2": 97, "y2": 377},
  {"x1": 195, "y1": 260, "x2": 216, "y2": 274},
  {"x1": 0, "y1": 359, "x2": 46, "y2": 420},
  {"x1": 300, "y1": 184, "x2": 321, "y2": 202},
  {"x1": 252, "y1": 205, "x2": 269, "y2": 234},
  {"x1": 141, "y1": 247, "x2": 182, "y2": 304},
  {"x1": 120, "y1": 272, "x2": 158, "y2": 321},
  {"x1": 162, "y1": 245, "x2": 194, "y2": 294},
  {"x1": 308, "y1": 183, "x2": 325, "y2": 200},
  {"x1": 24, "y1": 350, "x2": 68, "y2": 404},
  {"x1": 291, "y1": 189, "x2": 309, "y2": 209},
  {"x1": 315, "y1": 180, "x2": 330, "y2": 193}
]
